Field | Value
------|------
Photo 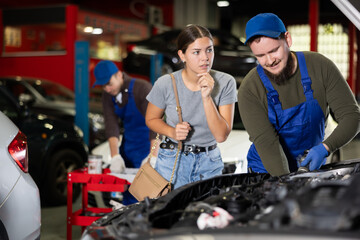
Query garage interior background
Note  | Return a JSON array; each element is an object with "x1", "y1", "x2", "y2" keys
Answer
[{"x1": 0, "y1": 0, "x2": 359, "y2": 99}]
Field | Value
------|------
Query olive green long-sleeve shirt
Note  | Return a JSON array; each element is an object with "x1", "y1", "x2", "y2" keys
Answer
[{"x1": 238, "y1": 51, "x2": 360, "y2": 176}]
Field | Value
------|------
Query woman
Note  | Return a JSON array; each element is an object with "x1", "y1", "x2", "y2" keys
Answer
[{"x1": 145, "y1": 24, "x2": 237, "y2": 189}]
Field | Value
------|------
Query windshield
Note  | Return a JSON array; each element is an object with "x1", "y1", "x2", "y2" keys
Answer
[{"x1": 29, "y1": 80, "x2": 75, "y2": 101}]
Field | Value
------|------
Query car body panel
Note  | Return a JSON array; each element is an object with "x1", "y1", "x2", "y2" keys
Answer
[
  {"x1": 0, "y1": 112, "x2": 19, "y2": 204},
  {"x1": 0, "y1": 111, "x2": 41, "y2": 240},
  {"x1": 0, "y1": 172, "x2": 41, "y2": 240}
]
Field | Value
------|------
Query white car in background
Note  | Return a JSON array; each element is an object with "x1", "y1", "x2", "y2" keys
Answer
[
  {"x1": 0, "y1": 111, "x2": 41, "y2": 240},
  {"x1": 92, "y1": 104, "x2": 340, "y2": 174}
]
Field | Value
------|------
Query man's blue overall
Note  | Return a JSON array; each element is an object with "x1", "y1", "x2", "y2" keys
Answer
[
  {"x1": 112, "y1": 79, "x2": 150, "y2": 204},
  {"x1": 247, "y1": 52, "x2": 325, "y2": 173}
]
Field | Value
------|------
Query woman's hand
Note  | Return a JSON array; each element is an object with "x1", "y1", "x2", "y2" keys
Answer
[
  {"x1": 197, "y1": 72, "x2": 214, "y2": 98},
  {"x1": 173, "y1": 122, "x2": 191, "y2": 141}
]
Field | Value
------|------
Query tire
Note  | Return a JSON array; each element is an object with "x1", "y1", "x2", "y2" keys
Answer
[{"x1": 42, "y1": 149, "x2": 83, "y2": 206}]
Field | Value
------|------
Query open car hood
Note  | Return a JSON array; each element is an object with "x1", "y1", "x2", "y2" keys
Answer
[
  {"x1": 331, "y1": 0, "x2": 360, "y2": 30},
  {"x1": 82, "y1": 159, "x2": 360, "y2": 240}
]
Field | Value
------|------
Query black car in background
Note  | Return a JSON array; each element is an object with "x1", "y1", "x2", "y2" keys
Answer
[
  {"x1": 123, "y1": 28, "x2": 258, "y2": 86},
  {"x1": 0, "y1": 85, "x2": 88, "y2": 206},
  {"x1": 0, "y1": 76, "x2": 105, "y2": 149}
]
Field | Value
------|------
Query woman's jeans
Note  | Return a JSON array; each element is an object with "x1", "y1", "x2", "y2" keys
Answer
[{"x1": 155, "y1": 146, "x2": 224, "y2": 189}]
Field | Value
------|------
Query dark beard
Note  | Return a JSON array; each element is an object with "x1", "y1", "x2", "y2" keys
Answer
[{"x1": 264, "y1": 52, "x2": 295, "y2": 85}]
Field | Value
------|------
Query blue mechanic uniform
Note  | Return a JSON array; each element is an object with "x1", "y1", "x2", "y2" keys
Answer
[
  {"x1": 111, "y1": 79, "x2": 151, "y2": 205},
  {"x1": 247, "y1": 52, "x2": 325, "y2": 173}
]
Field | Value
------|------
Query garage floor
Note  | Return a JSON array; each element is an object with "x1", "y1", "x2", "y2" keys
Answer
[
  {"x1": 41, "y1": 139, "x2": 360, "y2": 240},
  {"x1": 41, "y1": 197, "x2": 82, "y2": 240}
]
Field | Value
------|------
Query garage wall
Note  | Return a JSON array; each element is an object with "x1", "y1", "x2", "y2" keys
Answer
[{"x1": 173, "y1": 0, "x2": 219, "y2": 29}]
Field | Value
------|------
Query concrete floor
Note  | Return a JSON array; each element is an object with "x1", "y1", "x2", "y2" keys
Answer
[
  {"x1": 41, "y1": 197, "x2": 82, "y2": 240},
  {"x1": 41, "y1": 139, "x2": 360, "y2": 240}
]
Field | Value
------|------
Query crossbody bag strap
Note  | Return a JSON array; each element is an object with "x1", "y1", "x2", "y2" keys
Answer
[
  {"x1": 169, "y1": 73, "x2": 183, "y2": 187},
  {"x1": 170, "y1": 74, "x2": 183, "y2": 148},
  {"x1": 170, "y1": 73, "x2": 183, "y2": 123},
  {"x1": 146, "y1": 133, "x2": 160, "y2": 164}
]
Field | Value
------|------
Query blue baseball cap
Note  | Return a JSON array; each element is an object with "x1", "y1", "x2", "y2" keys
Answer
[
  {"x1": 245, "y1": 13, "x2": 287, "y2": 44},
  {"x1": 93, "y1": 60, "x2": 119, "y2": 87}
]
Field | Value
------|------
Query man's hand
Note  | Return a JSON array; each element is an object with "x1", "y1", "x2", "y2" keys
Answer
[
  {"x1": 301, "y1": 144, "x2": 329, "y2": 171},
  {"x1": 110, "y1": 154, "x2": 125, "y2": 173}
]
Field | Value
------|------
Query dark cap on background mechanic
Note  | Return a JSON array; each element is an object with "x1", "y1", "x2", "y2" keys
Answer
[
  {"x1": 93, "y1": 60, "x2": 119, "y2": 87},
  {"x1": 245, "y1": 13, "x2": 287, "y2": 44}
]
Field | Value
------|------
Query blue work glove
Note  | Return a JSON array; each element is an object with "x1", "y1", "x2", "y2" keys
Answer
[{"x1": 301, "y1": 144, "x2": 329, "y2": 171}]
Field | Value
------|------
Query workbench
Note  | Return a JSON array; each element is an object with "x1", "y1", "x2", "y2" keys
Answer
[{"x1": 66, "y1": 168, "x2": 131, "y2": 240}]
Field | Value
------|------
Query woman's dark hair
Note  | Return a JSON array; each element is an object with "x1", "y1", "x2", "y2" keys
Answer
[{"x1": 176, "y1": 24, "x2": 213, "y2": 53}]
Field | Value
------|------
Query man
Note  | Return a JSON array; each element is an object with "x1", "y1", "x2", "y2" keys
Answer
[
  {"x1": 93, "y1": 60, "x2": 156, "y2": 204},
  {"x1": 238, "y1": 13, "x2": 360, "y2": 176}
]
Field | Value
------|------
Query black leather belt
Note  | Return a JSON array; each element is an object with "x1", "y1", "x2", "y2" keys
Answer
[{"x1": 160, "y1": 138, "x2": 217, "y2": 155}]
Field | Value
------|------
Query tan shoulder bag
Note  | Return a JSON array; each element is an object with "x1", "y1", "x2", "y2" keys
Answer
[{"x1": 128, "y1": 73, "x2": 182, "y2": 201}]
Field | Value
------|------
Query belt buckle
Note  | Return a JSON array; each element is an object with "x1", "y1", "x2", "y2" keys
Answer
[
  {"x1": 184, "y1": 145, "x2": 200, "y2": 155},
  {"x1": 184, "y1": 145, "x2": 192, "y2": 155},
  {"x1": 193, "y1": 145, "x2": 200, "y2": 154}
]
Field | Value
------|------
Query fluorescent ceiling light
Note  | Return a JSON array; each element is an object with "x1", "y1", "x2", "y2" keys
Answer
[
  {"x1": 84, "y1": 26, "x2": 93, "y2": 33},
  {"x1": 217, "y1": 1, "x2": 230, "y2": 7},
  {"x1": 92, "y1": 28, "x2": 103, "y2": 35}
]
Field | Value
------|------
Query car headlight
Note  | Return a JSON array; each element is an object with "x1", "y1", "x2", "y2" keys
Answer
[
  {"x1": 74, "y1": 125, "x2": 84, "y2": 138},
  {"x1": 88, "y1": 113, "x2": 105, "y2": 131}
]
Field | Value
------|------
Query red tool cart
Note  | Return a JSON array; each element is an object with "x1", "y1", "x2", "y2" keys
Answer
[{"x1": 66, "y1": 168, "x2": 131, "y2": 240}]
